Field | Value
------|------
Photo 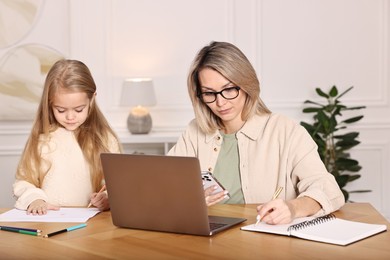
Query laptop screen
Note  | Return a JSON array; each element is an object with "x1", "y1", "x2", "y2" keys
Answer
[{"x1": 101, "y1": 153, "x2": 246, "y2": 236}]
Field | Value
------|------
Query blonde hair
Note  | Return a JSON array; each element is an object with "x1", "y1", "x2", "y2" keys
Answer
[
  {"x1": 16, "y1": 59, "x2": 122, "y2": 192},
  {"x1": 188, "y1": 41, "x2": 271, "y2": 133}
]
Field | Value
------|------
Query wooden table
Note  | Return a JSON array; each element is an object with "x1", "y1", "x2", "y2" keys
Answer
[{"x1": 1, "y1": 203, "x2": 389, "y2": 259}]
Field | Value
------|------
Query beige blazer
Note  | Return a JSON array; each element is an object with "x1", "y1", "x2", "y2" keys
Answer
[{"x1": 168, "y1": 113, "x2": 345, "y2": 216}]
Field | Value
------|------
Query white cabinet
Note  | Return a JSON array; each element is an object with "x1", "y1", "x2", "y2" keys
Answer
[{"x1": 117, "y1": 131, "x2": 181, "y2": 155}]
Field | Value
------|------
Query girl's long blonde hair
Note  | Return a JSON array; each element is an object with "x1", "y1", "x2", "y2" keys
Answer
[
  {"x1": 16, "y1": 59, "x2": 122, "y2": 192},
  {"x1": 187, "y1": 41, "x2": 271, "y2": 134}
]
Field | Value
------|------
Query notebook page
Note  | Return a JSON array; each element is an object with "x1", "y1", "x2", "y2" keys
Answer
[
  {"x1": 291, "y1": 218, "x2": 387, "y2": 246},
  {"x1": 240, "y1": 217, "x2": 313, "y2": 235}
]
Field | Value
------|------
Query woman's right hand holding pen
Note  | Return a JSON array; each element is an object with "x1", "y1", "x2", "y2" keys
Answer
[
  {"x1": 256, "y1": 199, "x2": 295, "y2": 225},
  {"x1": 257, "y1": 195, "x2": 323, "y2": 225},
  {"x1": 27, "y1": 199, "x2": 60, "y2": 215},
  {"x1": 256, "y1": 186, "x2": 295, "y2": 225}
]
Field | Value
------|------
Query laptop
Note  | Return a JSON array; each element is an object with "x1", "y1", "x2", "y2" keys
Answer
[{"x1": 100, "y1": 153, "x2": 246, "y2": 236}]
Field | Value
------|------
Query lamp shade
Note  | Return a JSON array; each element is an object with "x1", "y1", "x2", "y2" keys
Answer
[{"x1": 120, "y1": 78, "x2": 157, "y2": 107}]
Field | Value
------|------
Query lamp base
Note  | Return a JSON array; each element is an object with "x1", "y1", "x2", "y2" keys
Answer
[{"x1": 127, "y1": 113, "x2": 152, "y2": 134}]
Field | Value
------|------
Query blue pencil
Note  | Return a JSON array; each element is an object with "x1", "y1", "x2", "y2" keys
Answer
[{"x1": 43, "y1": 223, "x2": 87, "y2": 238}]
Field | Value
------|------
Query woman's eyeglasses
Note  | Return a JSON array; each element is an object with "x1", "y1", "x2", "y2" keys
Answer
[{"x1": 198, "y1": 86, "x2": 241, "y2": 104}]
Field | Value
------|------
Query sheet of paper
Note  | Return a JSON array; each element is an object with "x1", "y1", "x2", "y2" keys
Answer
[
  {"x1": 0, "y1": 208, "x2": 100, "y2": 223},
  {"x1": 241, "y1": 217, "x2": 313, "y2": 236}
]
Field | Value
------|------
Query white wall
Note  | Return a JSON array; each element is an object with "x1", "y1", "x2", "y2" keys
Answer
[{"x1": 0, "y1": 0, "x2": 389, "y2": 220}]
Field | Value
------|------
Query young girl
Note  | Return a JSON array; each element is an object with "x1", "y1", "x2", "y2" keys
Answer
[
  {"x1": 168, "y1": 42, "x2": 345, "y2": 224},
  {"x1": 13, "y1": 59, "x2": 122, "y2": 215}
]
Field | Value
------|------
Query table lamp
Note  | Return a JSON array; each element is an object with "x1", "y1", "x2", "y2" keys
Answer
[{"x1": 120, "y1": 78, "x2": 157, "y2": 134}]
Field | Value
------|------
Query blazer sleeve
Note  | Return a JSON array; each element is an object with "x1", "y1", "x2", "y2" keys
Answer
[
  {"x1": 288, "y1": 125, "x2": 345, "y2": 216},
  {"x1": 168, "y1": 120, "x2": 198, "y2": 157}
]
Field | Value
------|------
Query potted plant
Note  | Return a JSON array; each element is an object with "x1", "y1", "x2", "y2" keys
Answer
[{"x1": 300, "y1": 85, "x2": 369, "y2": 201}]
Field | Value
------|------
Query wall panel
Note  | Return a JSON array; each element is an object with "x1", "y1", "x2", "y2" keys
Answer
[{"x1": 0, "y1": 0, "x2": 388, "y2": 220}]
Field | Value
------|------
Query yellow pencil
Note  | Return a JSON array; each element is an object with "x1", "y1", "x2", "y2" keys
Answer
[
  {"x1": 255, "y1": 186, "x2": 283, "y2": 226},
  {"x1": 87, "y1": 185, "x2": 106, "y2": 208}
]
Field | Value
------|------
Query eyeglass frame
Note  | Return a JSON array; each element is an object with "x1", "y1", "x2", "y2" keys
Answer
[{"x1": 197, "y1": 86, "x2": 241, "y2": 104}]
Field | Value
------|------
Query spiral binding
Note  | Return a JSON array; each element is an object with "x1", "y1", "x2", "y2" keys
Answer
[{"x1": 287, "y1": 213, "x2": 336, "y2": 232}]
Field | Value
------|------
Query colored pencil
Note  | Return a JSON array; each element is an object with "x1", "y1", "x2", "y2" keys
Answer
[
  {"x1": 0, "y1": 225, "x2": 41, "y2": 233},
  {"x1": 44, "y1": 223, "x2": 87, "y2": 238},
  {"x1": 0, "y1": 226, "x2": 40, "y2": 236}
]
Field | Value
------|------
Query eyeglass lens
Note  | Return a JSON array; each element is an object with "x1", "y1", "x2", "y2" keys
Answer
[{"x1": 200, "y1": 86, "x2": 240, "y2": 103}]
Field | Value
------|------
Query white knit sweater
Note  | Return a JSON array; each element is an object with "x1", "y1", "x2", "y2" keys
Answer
[{"x1": 13, "y1": 127, "x2": 120, "y2": 210}]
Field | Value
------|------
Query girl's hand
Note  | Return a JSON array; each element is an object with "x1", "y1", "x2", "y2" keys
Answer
[
  {"x1": 89, "y1": 192, "x2": 110, "y2": 211},
  {"x1": 204, "y1": 185, "x2": 228, "y2": 206},
  {"x1": 27, "y1": 199, "x2": 60, "y2": 215}
]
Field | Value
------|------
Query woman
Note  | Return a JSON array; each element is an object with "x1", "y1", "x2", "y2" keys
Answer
[{"x1": 168, "y1": 41, "x2": 345, "y2": 224}]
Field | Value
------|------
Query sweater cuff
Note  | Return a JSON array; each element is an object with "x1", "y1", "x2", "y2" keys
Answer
[{"x1": 14, "y1": 191, "x2": 49, "y2": 210}]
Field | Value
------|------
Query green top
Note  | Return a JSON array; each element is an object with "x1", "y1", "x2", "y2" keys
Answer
[{"x1": 213, "y1": 132, "x2": 245, "y2": 204}]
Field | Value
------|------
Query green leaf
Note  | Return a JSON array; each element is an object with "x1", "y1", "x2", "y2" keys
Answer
[
  {"x1": 335, "y1": 159, "x2": 362, "y2": 172},
  {"x1": 336, "y1": 157, "x2": 358, "y2": 165},
  {"x1": 334, "y1": 126, "x2": 347, "y2": 132},
  {"x1": 336, "y1": 86, "x2": 354, "y2": 99},
  {"x1": 329, "y1": 85, "x2": 338, "y2": 97},
  {"x1": 303, "y1": 107, "x2": 321, "y2": 113},
  {"x1": 303, "y1": 100, "x2": 324, "y2": 106},
  {"x1": 341, "y1": 115, "x2": 364, "y2": 124},
  {"x1": 345, "y1": 165, "x2": 362, "y2": 172},
  {"x1": 315, "y1": 88, "x2": 329, "y2": 98},
  {"x1": 334, "y1": 132, "x2": 359, "y2": 140},
  {"x1": 336, "y1": 175, "x2": 349, "y2": 188},
  {"x1": 349, "y1": 190, "x2": 372, "y2": 193},
  {"x1": 335, "y1": 140, "x2": 360, "y2": 151},
  {"x1": 347, "y1": 175, "x2": 361, "y2": 182},
  {"x1": 343, "y1": 106, "x2": 366, "y2": 110},
  {"x1": 335, "y1": 158, "x2": 360, "y2": 171},
  {"x1": 317, "y1": 110, "x2": 330, "y2": 127},
  {"x1": 300, "y1": 121, "x2": 312, "y2": 129}
]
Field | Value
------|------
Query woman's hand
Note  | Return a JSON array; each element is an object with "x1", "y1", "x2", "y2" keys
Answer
[
  {"x1": 27, "y1": 199, "x2": 60, "y2": 215},
  {"x1": 256, "y1": 199, "x2": 294, "y2": 225},
  {"x1": 204, "y1": 185, "x2": 228, "y2": 206},
  {"x1": 89, "y1": 192, "x2": 110, "y2": 211},
  {"x1": 257, "y1": 197, "x2": 321, "y2": 225}
]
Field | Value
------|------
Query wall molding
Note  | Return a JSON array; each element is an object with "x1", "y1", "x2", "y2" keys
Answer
[{"x1": 0, "y1": 146, "x2": 24, "y2": 156}]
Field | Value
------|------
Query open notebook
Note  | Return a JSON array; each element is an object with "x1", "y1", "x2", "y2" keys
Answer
[{"x1": 241, "y1": 214, "x2": 387, "y2": 246}]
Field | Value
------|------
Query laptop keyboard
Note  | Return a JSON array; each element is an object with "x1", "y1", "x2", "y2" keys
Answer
[{"x1": 209, "y1": 222, "x2": 228, "y2": 231}]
